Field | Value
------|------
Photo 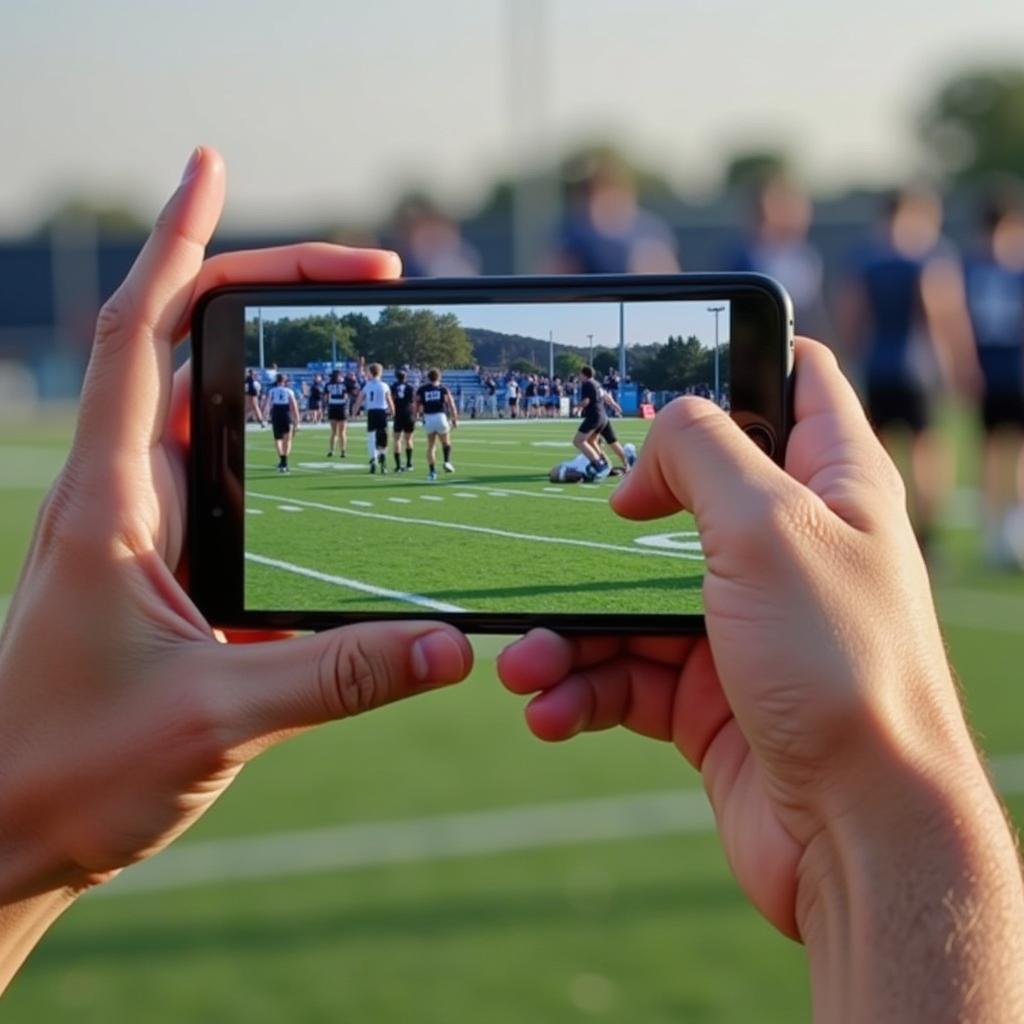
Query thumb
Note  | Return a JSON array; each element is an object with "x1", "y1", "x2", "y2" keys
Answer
[
  {"x1": 74, "y1": 146, "x2": 226, "y2": 466},
  {"x1": 611, "y1": 396, "x2": 801, "y2": 565},
  {"x1": 206, "y1": 621, "x2": 473, "y2": 751}
]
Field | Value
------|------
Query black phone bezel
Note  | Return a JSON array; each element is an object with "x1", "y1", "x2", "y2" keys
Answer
[{"x1": 190, "y1": 273, "x2": 793, "y2": 635}]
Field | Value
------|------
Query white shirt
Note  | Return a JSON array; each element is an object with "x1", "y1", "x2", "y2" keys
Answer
[
  {"x1": 361, "y1": 379, "x2": 391, "y2": 411},
  {"x1": 268, "y1": 386, "x2": 292, "y2": 406},
  {"x1": 561, "y1": 454, "x2": 591, "y2": 474}
]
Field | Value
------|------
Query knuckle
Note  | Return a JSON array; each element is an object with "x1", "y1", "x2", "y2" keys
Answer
[
  {"x1": 171, "y1": 687, "x2": 235, "y2": 770},
  {"x1": 317, "y1": 634, "x2": 392, "y2": 718},
  {"x1": 94, "y1": 292, "x2": 131, "y2": 350}
]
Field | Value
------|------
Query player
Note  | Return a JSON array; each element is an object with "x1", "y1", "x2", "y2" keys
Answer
[
  {"x1": 266, "y1": 373, "x2": 300, "y2": 472},
  {"x1": 572, "y1": 365, "x2": 611, "y2": 480},
  {"x1": 548, "y1": 442, "x2": 636, "y2": 483},
  {"x1": 391, "y1": 368, "x2": 417, "y2": 472},
  {"x1": 964, "y1": 188, "x2": 1024, "y2": 567},
  {"x1": 307, "y1": 374, "x2": 323, "y2": 425},
  {"x1": 244, "y1": 369, "x2": 264, "y2": 426},
  {"x1": 416, "y1": 368, "x2": 458, "y2": 481},
  {"x1": 353, "y1": 362, "x2": 394, "y2": 474},
  {"x1": 324, "y1": 369, "x2": 349, "y2": 457},
  {"x1": 506, "y1": 377, "x2": 519, "y2": 419}
]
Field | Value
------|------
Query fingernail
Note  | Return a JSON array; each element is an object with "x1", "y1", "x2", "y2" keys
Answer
[
  {"x1": 411, "y1": 630, "x2": 466, "y2": 685},
  {"x1": 180, "y1": 146, "x2": 204, "y2": 185}
]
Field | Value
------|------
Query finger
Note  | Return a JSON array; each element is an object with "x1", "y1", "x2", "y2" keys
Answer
[
  {"x1": 177, "y1": 243, "x2": 402, "y2": 337},
  {"x1": 784, "y1": 338, "x2": 906, "y2": 531},
  {"x1": 497, "y1": 629, "x2": 622, "y2": 695},
  {"x1": 75, "y1": 147, "x2": 226, "y2": 464},
  {"x1": 523, "y1": 656, "x2": 680, "y2": 743},
  {"x1": 208, "y1": 621, "x2": 473, "y2": 748}
]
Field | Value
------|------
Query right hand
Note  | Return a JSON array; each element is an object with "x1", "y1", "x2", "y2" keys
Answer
[{"x1": 499, "y1": 339, "x2": 1010, "y2": 940}]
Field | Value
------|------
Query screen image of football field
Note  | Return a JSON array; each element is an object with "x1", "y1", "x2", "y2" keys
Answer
[
  {"x1": 244, "y1": 298, "x2": 730, "y2": 616},
  {"x1": 243, "y1": 416, "x2": 701, "y2": 615}
]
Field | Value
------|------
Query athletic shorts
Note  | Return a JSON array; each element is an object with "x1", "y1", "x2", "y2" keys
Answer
[
  {"x1": 578, "y1": 415, "x2": 607, "y2": 437},
  {"x1": 394, "y1": 414, "x2": 416, "y2": 435},
  {"x1": 424, "y1": 412, "x2": 451, "y2": 435},
  {"x1": 866, "y1": 378, "x2": 930, "y2": 434},
  {"x1": 271, "y1": 407, "x2": 292, "y2": 440},
  {"x1": 366, "y1": 409, "x2": 389, "y2": 433},
  {"x1": 327, "y1": 403, "x2": 348, "y2": 421},
  {"x1": 982, "y1": 388, "x2": 1024, "y2": 432},
  {"x1": 508, "y1": 397, "x2": 518, "y2": 407},
  {"x1": 600, "y1": 421, "x2": 618, "y2": 445}
]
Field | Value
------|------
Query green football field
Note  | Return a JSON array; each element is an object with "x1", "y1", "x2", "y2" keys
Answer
[
  {"x1": 1, "y1": 407, "x2": 1023, "y2": 1022},
  {"x1": 243, "y1": 415, "x2": 704, "y2": 616}
]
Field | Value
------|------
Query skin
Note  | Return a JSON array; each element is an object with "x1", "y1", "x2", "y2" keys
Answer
[
  {"x1": 0, "y1": 147, "x2": 474, "y2": 989},
  {"x1": 499, "y1": 340, "x2": 1024, "y2": 1021}
]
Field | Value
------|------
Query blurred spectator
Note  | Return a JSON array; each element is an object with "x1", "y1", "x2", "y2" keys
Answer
[
  {"x1": 392, "y1": 197, "x2": 481, "y2": 277},
  {"x1": 547, "y1": 154, "x2": 680, "y2": 274},
  {"x1": 964, "y1": 183, "x2": 1024, "y2": 568},
  {"x1": 726, "y1": 174, "x2": 830, "y2": 340},
  {"x1": 839, "y1": 185, "x2": 979, "y2": 554}
]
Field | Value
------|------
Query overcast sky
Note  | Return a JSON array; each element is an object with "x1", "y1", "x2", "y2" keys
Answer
[
  {"x1": 3, "y1": 0, "x2": 1024, "y2": 236},
  {"x1": 251, "y1": 299, "x2": 728, "y2": 347}
]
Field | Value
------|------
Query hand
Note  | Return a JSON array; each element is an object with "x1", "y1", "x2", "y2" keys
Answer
[
  {"x1": 0, "y1": 148, "x2": 473, "y2": 907},
  {"x1": 498, "y1": 341, "x2": 1021, "y2": 978}
]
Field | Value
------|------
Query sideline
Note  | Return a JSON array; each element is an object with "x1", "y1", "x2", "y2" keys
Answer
[{"x1": 97, "y1": 753, "x2": 1024, "y2": 898}]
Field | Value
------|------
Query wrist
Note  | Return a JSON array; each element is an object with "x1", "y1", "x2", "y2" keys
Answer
[{"x1": 797, "y1": 744, "x2": 1024, "y2": 1021}]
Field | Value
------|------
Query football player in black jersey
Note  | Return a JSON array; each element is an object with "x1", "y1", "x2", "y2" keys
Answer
[
  {"x1": 307, "y1": 374, "x2": 323, "y2": 425},
  {"x1": 392, "y1": 368, "x2": 417, "y2": 472},
  {"x1": 416, "y1": 368, "x2": 459, "y2": 481},
  {"x1": 572, "y1": 366, "x2": 611, "y2": 480},
  {"x1": 266, "y1": 373, "x2": 301, "y2": 472},
  {"x1": 245, "y1": 369, "x2": 265, "y2": 427},
  {"x1": 324, "y1": 369, "x2": 349, "y2": 457}
]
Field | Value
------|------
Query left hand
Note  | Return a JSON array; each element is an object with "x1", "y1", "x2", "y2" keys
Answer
[{"x1": 0, "y1": 147, "x2": 473, "y2": 902}]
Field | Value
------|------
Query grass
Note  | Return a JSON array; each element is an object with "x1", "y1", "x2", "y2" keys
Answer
[
  {"x1": 243, "y1": 416, "x2": 704, "y2": 615},
  {"x1": 0, "y1": 405, "x2": 1021, "y2": 1022}
]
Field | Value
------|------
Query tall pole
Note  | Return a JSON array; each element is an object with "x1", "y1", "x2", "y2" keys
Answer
[
  {"x1": 587, "y1": 333, "x2": 594, "y2": 367},
  {"x1": 331, "y1": 306, "x2": 337, "y2": 367},
  {"x1": 548, "y1": 330, "x2": 554, "y2": 378},
  {"x1": 618, "y1": 302, "x2": 626, "y2": 380},
  {"x1": 258, "y1": 307, "x2": 265, "y2": 369},
  {"x1": 707, "y1": 305, "x2": 724, "y2": 404}
]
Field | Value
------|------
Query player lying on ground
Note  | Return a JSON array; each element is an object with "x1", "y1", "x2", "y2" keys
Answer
[
  {"x1": 416, "y1": 367, "x2": 458, "y2": 481},
  {"x1": 324, "y1": 369, "x2": 349, "y2": 457},
  {"x1": 1, "y1": 149, "x2": 1022, "y2": 1020},
  {"x1": 353, "y1": 361, "x2": 394, "y2": 474},
  {"x1": 267, "y1": 372, "x2": 300, "y2": 472},
  {"x1": 548, "y1": 441, "x2": 637, "y2": 483},
  {"x1": 391, "y1": 368, "x2": 417, "y2": 472}
]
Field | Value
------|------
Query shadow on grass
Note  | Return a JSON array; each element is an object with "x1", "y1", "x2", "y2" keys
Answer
[
  {"x1": 32, "y1": 874, "x2": 741, "y2": 965},
  {"x1": 420, "y1": 575, "x2": 703, "y2": 602}
]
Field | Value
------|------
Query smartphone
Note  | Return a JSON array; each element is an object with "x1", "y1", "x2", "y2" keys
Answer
[{"x1": 190, "y1": 273, "x2": 793, "y2": 634}]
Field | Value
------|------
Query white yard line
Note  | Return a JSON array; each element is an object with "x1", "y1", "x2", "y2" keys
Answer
[
  {"x1": 246, "y1": 491, "x2": 704, "y2": 562},
  {"x1": 387, "y1": 497, "x2": 412, "y2": 504},
  {"x1": 94, "y1": 751, "x2": 1024, "y2": 898},
  {"x1": 244, "y1": 553, "x2": 467, "y2": 613},
  {"x1": 461, "y1": 483, "x2": 609, "y2": 505}
]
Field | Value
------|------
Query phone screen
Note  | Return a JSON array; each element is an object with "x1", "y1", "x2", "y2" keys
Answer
[{"x1": 241, "y1": 298, "x2": 730, "y2": 617}]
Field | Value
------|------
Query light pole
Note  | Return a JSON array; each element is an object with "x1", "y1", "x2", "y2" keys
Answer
[
  {"x1": 587, "y1": 333, "x2": 594, "y2": 367},
  {"x1": 331, "y1": 307, "x2": 338, "y2": 367},
  {"x1": 707, "y1": 306, "x2": 724, "y2": 404},
  {"x1": 257, "y1": 307, "x2": 265, "y2": 370},
  {"x1": 548, "y1": 330, "x2": 554, "y2": 379}
]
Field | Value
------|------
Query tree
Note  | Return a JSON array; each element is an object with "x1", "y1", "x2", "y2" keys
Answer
[
  {"x1": 555, "y1": 351, "x2": 586, "y2": 379},
  {"x1": 722, "y1": 150, "x2": 790, "y2": 191},
  {"x1": 920, "y1": 67, "x2": 1024, "y2": 181},
  {"x1": 368, "y1": 307, "x2": 473, "y2": 368},
  {"x1": 245, "y1": 315, "x2": 354, "y2": 367},
  {"x1": 630, "y1": 334, "x2": 715, "y2": 391},
  {"x1": 592, "y1": 348, "x2": 618, "y2": 375},
  {"x1": 509, "y1": 357, "x2": 541, "y2": 374}
]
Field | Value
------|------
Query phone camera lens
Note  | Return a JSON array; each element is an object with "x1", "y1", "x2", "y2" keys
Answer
[{"x1": 743, "y1": 423, "x2": 776, "y2": 457}]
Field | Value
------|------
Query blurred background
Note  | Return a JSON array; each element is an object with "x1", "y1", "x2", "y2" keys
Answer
[{"x1": 2, "y1": 1, "x2": 1024, "y2": 1020}]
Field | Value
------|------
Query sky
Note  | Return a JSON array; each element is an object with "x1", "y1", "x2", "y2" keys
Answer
[
  {"x1": 3, "y1": 0, "x2": 1024, "y2": 236},
  {"x1": 248, "y1": 300, "x2": 728, "y2": 349}
]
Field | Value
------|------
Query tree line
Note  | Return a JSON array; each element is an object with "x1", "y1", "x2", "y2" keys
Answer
[{"x1": 246, "y1": 312, "x2": 721, "y2": 390}]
